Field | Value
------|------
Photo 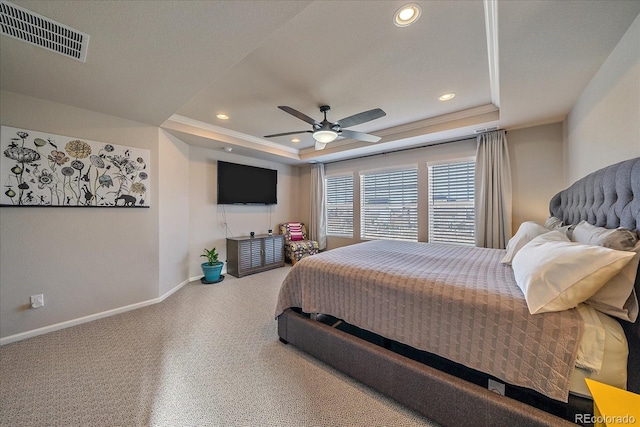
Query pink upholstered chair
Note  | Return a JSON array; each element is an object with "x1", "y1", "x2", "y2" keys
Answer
[{"x1": 279, "y1": 222, "x2": 319, "y2": 265}]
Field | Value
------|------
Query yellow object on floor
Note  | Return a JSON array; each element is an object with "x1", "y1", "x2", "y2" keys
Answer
[{"x1": 585, "y1": 379, "x2": 640, "y2": 426}]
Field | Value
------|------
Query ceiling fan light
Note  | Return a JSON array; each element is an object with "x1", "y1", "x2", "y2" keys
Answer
[
  {"x1": 315, "y1": 141, "x2": 328, "y2": 151},
  {"x1": 313, "y1": 130, "x2": 338, "y2": 143}
]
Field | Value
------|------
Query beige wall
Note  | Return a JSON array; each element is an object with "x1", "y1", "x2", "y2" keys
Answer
[
  {"x1": 565, "y1": 14, "x2": 640, "y2": 182},
  {"x1": 508, "y1": 123, "x2": 564, "y2": 231},
  {"x1": 187, "y1": 146, "x2": 300, "y2": 278},
  {"x1": 159, "y1": 130, "x2": 190, "y2": 295},
  {"x1": 0, "y1": 90, "x2": 160, "y2": 339}
]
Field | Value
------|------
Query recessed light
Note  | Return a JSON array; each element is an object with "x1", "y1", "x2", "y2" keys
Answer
[
  {"x1": 439, "y1": 93, "x2": 456, "y2": 101},
  {"x1": 216, "y1": 114, "x2": 229, "y2": 120},
  {"x1": 223, "y1": 147, "x2": 232, "y2": 152},
  {"x1": 291, "y1": 138, "x2": 300, "y2": 143},
  {"x1": 394, "y1": 4, "x2": 421, "y2": 27}
]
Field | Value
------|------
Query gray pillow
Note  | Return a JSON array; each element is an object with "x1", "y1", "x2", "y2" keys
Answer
[
  {"x1": 544, "y1": 216, "x2": 564, "y2": 229},
  {"x1": 585, "y1": 241, "x2": 640, "y2": 322},
  {"x1": 571, "y1": 220, "x2": 639, "y2": 251},
  {"x1": 545, "y1": 216, "x2": 575, "y2": 239}
]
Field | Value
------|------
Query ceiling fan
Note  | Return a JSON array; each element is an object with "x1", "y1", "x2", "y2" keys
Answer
[{"x1": 264, "y1": 105, "x2": 386, "y2": 150}]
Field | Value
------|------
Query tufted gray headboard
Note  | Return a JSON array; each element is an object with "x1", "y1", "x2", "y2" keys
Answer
[
  {"x1": 549, "y1": 157, "x2": 640, "y2": 234},
  {"x1": 549, "y1": 156, "x2": 640, "y2": 394}
]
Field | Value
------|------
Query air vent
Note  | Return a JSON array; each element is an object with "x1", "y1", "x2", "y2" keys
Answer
[{"x1": 0, "y1": 0, "x2": 89, "y2": 62}]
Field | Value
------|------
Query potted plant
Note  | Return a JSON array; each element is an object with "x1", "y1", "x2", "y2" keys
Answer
[{"x1": 200, "y1": 247, "x2": 224, "y2": 283}]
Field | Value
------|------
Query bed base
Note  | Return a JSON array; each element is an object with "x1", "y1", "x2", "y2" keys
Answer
[{"x1": 278, "y1": 308, "x2": 581, "y2": 427}]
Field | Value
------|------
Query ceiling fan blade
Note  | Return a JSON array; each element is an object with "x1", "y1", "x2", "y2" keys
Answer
[
  {"x1": 336, "y1": 108, "x2": 386, "y2": 128},
  {"x1": 264, "y1": 130, "x2": 312, "y2": 138},
  {"x1": 315, "y1": 141, "x2": 328, "y2": 150},
  {"x1": 278, "y1": 106, "x2": 318, "y2": 125},
  {"x1": 339, "y1": 129, "x2": 381, "y2": 143}
]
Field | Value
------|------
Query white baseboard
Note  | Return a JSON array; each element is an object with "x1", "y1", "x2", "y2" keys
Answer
[{"x1": 0, "y1": 277, "x2": 195, "y2": 346}]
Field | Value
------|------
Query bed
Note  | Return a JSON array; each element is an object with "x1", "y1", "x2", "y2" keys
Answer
[{"x1": 275, "y1": 157, "x2": 640, "y2": 426}]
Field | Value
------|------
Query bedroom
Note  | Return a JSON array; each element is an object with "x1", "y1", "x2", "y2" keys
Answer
[{"x1": 1, "y1": 1, "x2": 639, "y2": 426}]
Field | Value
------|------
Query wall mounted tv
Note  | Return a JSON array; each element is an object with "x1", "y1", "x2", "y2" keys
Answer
[{"x1": 217, "y1": 161, "x2": 277, "y2": 205}]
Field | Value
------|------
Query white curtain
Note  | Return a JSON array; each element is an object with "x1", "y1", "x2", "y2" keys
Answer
[
  {"x1": 309, "y1": 163, "x2": 327, "y2": 250},
  {"x1": 475, "y1": 130, "x2": 512, "y2": 249}
]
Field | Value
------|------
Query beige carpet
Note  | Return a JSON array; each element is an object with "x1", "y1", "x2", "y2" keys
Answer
[{"x1": 0, "y1": 266, "x2": 438, "y2": 426}]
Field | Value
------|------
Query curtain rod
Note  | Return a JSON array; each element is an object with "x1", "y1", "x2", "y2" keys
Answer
[{"x1": 323, "y1": 130, "x2": 506, "y2": 165}]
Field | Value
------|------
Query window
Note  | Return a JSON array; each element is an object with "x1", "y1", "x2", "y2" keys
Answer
[
  {"x1": 325, "y1": 175, "x2": 354, "y2": 237},
  {"x1": 360, "y1": 168, "x2": 418, "y2": 241},
  {"x1": 428, "y1": 161, "x2": 475, "y2": 245}
]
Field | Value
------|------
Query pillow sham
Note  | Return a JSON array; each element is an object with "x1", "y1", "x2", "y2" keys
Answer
[
  {"x1": 501, "y1": 221, "x2": 549, "y2": 265},
  {"x1": 511, "y1": 231, "x2": 635, "y2": 315},
  {"x1": 585, "y1": 241, "x2": 640, "y2": 322},
  {"x1": 571, "y1": 220, "x2": 639, "y2": 251}
]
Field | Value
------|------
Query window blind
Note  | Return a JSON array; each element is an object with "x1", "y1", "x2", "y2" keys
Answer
[
  {"x1": 360, "y1": 168, "x2": 418, "y2": 241},
  {"x1": 325, "y1": 175, "x2": 354, "y2": 237},
  {"x1": 428, "y1": 161, "x2": 475, "y2": 245}
]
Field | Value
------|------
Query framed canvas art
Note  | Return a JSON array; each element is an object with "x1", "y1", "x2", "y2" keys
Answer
[{"x1": 1, "y1": 126, "x2": 150, "y2": 207}]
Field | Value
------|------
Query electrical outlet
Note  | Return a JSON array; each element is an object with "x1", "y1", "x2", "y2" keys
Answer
[{"x1": 30, "y1": 294, "x2": 44, "y2": 309}]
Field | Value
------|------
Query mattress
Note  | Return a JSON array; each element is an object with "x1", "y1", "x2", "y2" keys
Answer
[
  {"x1": 276, "y1": 240, "x2": 586, "y2": 402},
  {"x1": 570, "y1": 304, "x2": 629, "y2": 398}
]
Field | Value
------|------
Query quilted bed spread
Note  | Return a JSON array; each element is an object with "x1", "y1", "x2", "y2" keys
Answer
[{"x1": 275, "y1": 240, "x2": 584, "y2": 402}]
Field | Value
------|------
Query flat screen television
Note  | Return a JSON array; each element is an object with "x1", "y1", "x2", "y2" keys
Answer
[{"x1": 217, "y1": 161, "x2": 277, "y2": 205}]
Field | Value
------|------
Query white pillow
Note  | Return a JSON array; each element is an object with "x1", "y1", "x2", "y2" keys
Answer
[
  {"x1": 585, "y1": 241, "x2": 640, "y2": 322},
  {"x1": 501, "y1": 221, "x2": 549, "y2": 265},
  {"x1": 511, "y1": 231, "x2": 635, "y2": 315}
]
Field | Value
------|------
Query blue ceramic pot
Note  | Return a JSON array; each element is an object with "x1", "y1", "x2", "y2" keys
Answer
[{"x1": 201, "y1": 262, "x2": 223, "y2": 282}]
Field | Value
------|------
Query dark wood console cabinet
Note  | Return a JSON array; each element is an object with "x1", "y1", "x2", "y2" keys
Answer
[{"x1": 226, "y1": 234, "x2": 285, "y2": 278}]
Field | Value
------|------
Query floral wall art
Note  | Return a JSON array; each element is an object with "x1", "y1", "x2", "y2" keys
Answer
[{"x1": 1, "y1": 126, "x2": 150, "y2": 207}]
